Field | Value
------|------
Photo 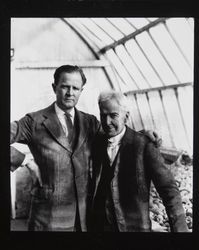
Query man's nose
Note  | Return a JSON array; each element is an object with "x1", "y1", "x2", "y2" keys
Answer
[
  {"x1": 66, "y1": 87, "x2": 73, "y2": 95},
  {"x1": 105, "y1": 116, "x2": 111, "y2": 125}
]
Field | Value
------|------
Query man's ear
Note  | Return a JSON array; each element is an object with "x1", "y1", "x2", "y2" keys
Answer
[{"x1": 52, "y1": 83, "x2": 56, "y2": 93}]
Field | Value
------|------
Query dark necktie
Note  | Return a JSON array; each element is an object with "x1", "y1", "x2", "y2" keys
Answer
[{"x1": 64, "y1": 113, "x2": 73, "y2": 142}]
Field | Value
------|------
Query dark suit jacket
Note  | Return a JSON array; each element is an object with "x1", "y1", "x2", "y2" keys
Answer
[
  {"x1": 91, "y1": 126, "x2": 188, "y2": 232},
  {"x1": 10, "y1": 103, "x2": 100, "y2": 231}
]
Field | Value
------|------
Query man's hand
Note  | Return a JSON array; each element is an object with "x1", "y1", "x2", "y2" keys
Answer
[
  {"x1": 26, "y1": 160, "x2": 43, "y2": 187},
  {"x1": 142, "y1": 130, "x2": 162, "y2": 147}
]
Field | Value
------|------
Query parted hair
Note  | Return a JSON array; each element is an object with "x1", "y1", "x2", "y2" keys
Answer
[
  {"x1": 54, "y1": 65, "x2": 87, "y2": 86},
  {"x1": 98, "y1": 91, "x2": 129, "y2": 112}
]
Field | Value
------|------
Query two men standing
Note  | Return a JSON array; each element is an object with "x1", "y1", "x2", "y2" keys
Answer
[{"x1": 11, "y1": 65, "x2": 188, "y2": 232}]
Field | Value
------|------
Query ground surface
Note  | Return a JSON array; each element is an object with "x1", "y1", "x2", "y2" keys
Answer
[
  {"x1": 150, "y1": 156, "x2": 192, "y2": 232},
  {"x1": 11, "y1": 155, "x2": 193, "y2": 232}
]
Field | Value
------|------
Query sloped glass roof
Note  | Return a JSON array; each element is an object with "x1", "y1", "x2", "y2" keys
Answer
[
  {"x1": 64, "y1": 17, "x2": 194, "y2": 92},
  {"x1": 10, "y1": 17, "x2": 194, "y2": 154}
]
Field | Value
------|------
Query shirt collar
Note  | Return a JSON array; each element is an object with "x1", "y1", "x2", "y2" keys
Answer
[
  {"x1": 107, "y1": 126, "x2": 126, "y2": 146},
  {"x1": 54, "y1": 102, "x2": 75, "y2": 122}
]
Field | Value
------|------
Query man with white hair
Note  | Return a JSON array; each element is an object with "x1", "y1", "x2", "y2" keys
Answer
[{"x1": 91, "y1": 91, "x2": 188, "y2": 232}]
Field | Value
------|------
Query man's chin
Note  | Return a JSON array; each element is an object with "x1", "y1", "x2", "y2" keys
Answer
[
  {"x1": 106, "y1": 131, "x2": 116, "y2": 138},
  {"x1": 63, "y1": 102, "x2": 75, "y2": 109}
]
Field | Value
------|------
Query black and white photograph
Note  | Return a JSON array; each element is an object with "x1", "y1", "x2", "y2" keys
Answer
[{"x1": 10, "y1": 17, "x2": 194, "y2": 234}]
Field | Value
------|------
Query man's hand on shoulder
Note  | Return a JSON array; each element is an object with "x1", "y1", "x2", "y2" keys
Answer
[{"x1": 141, "y1": 130, "x2": 162, "y2": 147}]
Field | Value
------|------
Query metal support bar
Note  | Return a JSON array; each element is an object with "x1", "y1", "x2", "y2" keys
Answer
[
  {"x1": 60, "y1": 18, "x2": 100, "y2": 60},
  {"x1": 99, "y1": 18, "x2": 168, "y2": 54},
  {"x1": 15, "y1": 60, "x2": 110, "y2": 69},
  {"x1": 125, "y1": 82, "x2": 193, "y2": 95}
]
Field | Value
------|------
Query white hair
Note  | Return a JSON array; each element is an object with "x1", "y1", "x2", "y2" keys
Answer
[{"x1": 98, "y1": 91, "x2": 129, "y2": 112}]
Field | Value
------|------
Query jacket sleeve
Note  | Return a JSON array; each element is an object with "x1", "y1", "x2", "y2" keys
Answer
[
  {"x1": 10, "y1": 114, "x2": 33, "y2": 144},
  {"x1": 139, "y1": 129, "x2": 161, "y2": 147},
  {"x1": 10, "y1": 146, "x2": 25, "y2": 171},
  {"x1": 145, "y1": 142, "x2": 188, "y2": 232},
  {"x1": 10, "y1": 115, "x2": 33, "y2": 171}
]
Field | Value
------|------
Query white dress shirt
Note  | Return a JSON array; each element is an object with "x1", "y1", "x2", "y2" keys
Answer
[
  {"x1": 54, "y1": 102, "x2": 75, "y2": 137},
  {"x1": 107, "y1": 126, "x2": 126, "y2": 165}
]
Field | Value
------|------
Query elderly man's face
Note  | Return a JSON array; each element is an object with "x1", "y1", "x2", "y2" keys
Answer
[
  {"x1": 100, "y1": 99, "x2": 128, "y2": 138},
  {"x1": 52, "y1": 71, "x2": 83, "y2": 112}
]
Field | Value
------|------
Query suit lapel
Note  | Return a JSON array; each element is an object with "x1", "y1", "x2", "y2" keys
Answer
[
  {"x1": 119, "y1": 127, "x2": 135, "y2": 156},
  {"x1": 72, "y1": 109, "x2": 89, "y2": 154},
  {"x1": 42, "y1": 103, "x2": 72, "y2": 152},
  {"x1": 121, "y1": 126, "x2": 135, "y2": 147},
  {"x1": 111, "y1": 127, "x2": 136, "y2": 177}
]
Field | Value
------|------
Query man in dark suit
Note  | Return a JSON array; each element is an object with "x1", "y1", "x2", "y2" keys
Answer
[
  {"x1": 91, "y1": 91, "x2": 188, "y2": 232},
  {"x1": 10, "y1": 65, "x2": 100, "y2": 231}
]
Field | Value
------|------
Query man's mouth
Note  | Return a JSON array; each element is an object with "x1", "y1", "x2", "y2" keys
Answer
[
  {"x1": 105, "y1": 126, "x2": 114, "y2": 131},
  {"x1": 65, "y1": 99, "x2": 74, "y2": 101}
]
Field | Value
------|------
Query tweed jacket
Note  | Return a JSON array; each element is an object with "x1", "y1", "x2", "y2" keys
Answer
[
  {"x1": 10, "y1": 103, "x2": 100, "y2": 231},
  {"x1": 91, "y1": 126, "x2": 188, "y2": 232}
]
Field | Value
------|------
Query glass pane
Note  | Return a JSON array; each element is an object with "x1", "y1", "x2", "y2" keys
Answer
[
  {"x1": 126, "y1": 18, "x2": 149, "y2": 29},
  {"x1": 105, "y1": 49, "x2": 138, "y2": 91},
  {"x1": 78, "y1": 18, "x2": 114, "y2": 45},
  {"x1": 68, "y1": 18, "x2": 104, "y2": 49},
  {"x1": 150, "y1": 21, "x2": 192, "y2": 83},
  {"x1": 124, "y1": 18, "x2": 137, "y2": 31},
  {"x1": 147, "y1": 18, "x2": 159, "y2": 22},
  {"x1": 115, "y1": 45, "x2": 150, "y2": 89},
  {"x1": 107, "y1": 18, "x2": 135, "y2": 35},
  {"x1": 136, "y1": 31, "x2": 178, "y2": 85},
  {"x1": 187, "y1": 17, "x2": 194, "y2": 30},
  {"x1": 91, "y1": 18, "x2": 123, "y2": 41},
  {"x1": 125, "y1": 39, "x2": 163, "y2": 87},
  {"x1": 166, "y1": 18, "x2": 194, "y2": 69}
]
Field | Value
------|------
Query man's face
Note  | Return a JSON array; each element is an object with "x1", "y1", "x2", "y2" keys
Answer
[
  {"x1": 100, "y1": 99, "x2": 129, "y2": 138},
  {"x1": 53, "y1": 71, "x2": 83, "y2": 111}
]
